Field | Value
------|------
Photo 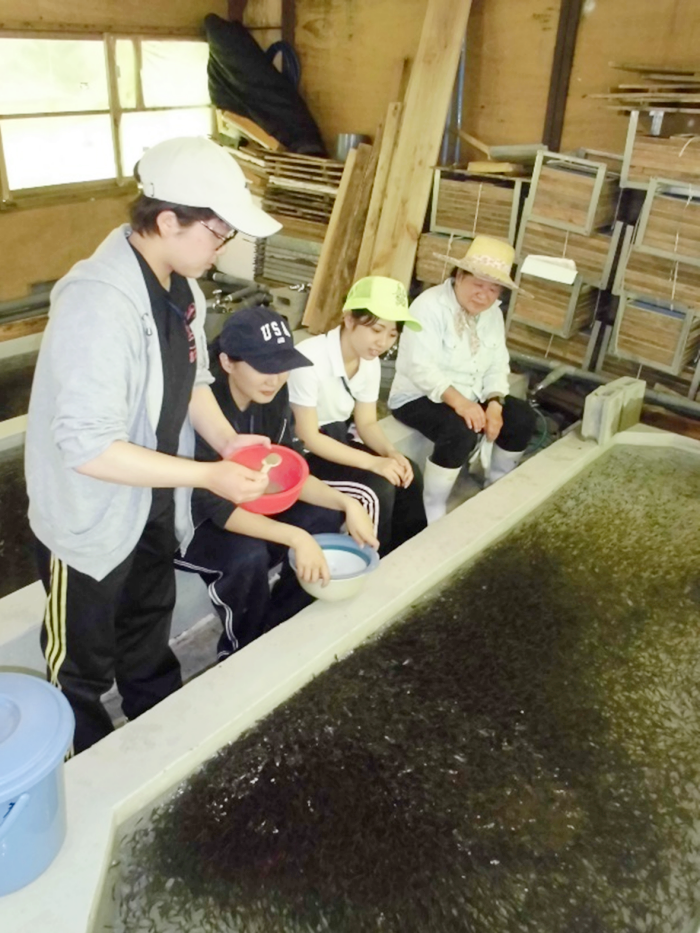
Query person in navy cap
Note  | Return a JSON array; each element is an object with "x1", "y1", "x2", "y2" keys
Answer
[{"x1": 178, "y1": 306, "x2": 378, "y2": 661}]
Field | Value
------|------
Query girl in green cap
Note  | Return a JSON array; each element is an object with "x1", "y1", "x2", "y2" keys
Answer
[{"x1": 287, "y1": 276, "x2": 427, "y2": 557}]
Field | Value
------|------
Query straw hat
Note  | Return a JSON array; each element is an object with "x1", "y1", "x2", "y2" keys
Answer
[{"x1": 434, "y1": 234, "x2": 518, "y2": 291}]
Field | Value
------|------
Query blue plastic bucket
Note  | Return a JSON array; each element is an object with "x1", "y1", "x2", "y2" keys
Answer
[{"x1": 0, "y1": 673, "x2": 75, "y2": 895}]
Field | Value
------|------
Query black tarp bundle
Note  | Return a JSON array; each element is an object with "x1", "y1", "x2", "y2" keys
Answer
[{"x1": 204, "y1": 14, "x2": 326, "y2": 156}]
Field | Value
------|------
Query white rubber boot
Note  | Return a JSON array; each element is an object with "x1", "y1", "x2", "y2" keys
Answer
[
  {"x1": 484, "y1": 446, "x2": 524, "y2": 487},
  {"x1": 422, "y1": 458, "x2": 461, "y2": 523}
]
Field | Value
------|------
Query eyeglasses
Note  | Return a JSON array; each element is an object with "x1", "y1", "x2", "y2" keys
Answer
[{"x1": 198, "y1": 220, "x2": 238, "y2": 247}]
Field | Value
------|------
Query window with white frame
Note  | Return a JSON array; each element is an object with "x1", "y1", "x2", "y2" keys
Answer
[{"x1": 0, "y1": 35, "x2": 213, "y2": 199}]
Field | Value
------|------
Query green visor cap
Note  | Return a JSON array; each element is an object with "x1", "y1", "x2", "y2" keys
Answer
[{"x1": 342, "y1": 276, "x2": 422, "y2": 331}]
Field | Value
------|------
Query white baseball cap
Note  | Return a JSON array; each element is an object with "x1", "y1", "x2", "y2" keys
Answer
[{"x1": 136, "y1": 136, "x2": 281, "y2": 238}]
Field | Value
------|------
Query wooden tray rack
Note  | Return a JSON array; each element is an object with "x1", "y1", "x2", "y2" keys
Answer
[
  {"x1": 524, "y1": 152, "x2": 619, "y2": 235},
  {"x1": 633, "y1": 178, "x2": 700, "y2": 267},
  {"x1": 615, "y1": 234, "x2": 700, "y2": 310},
  {"x1": 507, "y1": 271, "x2": 599, "y2": 339},
  {"x1": 621, "y1": 111, "x2": 700, "y2": 190},
  {"x1": 506, "y1": 320, "x2": 600, "y2": 369},
  {"x1": 429, "y1": 169, "x2": 525, "y2": 244},
  {"x1": 415, "y1": 232, "x2": 472, "y2": 285},
  {"x1": 610, "y1": 292, "x2": 700, "y2": 376},
  {"x1": 515, "y1": 219, "x2": 623, "y2": 289}
]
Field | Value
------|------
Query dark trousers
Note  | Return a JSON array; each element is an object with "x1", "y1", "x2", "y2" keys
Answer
[
  {"x1": 175, "y1": 500, "x2": 342, "y2": 661},
  {"x1": 391, "y1": 395, "x2": 536, "y2": 469},
  {"x1": 35, "y1": 496, "x2": 182, "y2": 754},
  {"x1": 306, "y1": 447, "x2": 427, "y2": 558}
]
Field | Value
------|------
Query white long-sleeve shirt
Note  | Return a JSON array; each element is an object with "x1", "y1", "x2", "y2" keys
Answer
[{"x1": 388, "y1": 278, "x2": 511, "y2": 409}]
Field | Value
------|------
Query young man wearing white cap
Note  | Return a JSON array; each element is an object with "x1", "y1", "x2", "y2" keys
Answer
[{"x1": 25, "y1": 136, "x2": 280, "y2": 753}]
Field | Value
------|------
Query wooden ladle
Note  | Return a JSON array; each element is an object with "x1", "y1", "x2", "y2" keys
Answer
[{"x1": 260, "y1": 452, "x2": 283, "y2": 493}]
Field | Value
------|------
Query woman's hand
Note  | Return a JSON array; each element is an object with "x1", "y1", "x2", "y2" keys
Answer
[
  {"x1": 454, "y1": 398, "x2": 486, "y2": 432},
  {"x1": 220, "y1": 435, "x2": 271, "y2": 459},
  {"x1": 367, "y1": 455, "x2": 405, "y2": 486},
  {"x1": 387, "y1": 451, "x2": 414, "y2": 487},
  {"x1": 344, "y1": 498, "x2": 380, "y2": 550},
  {"x1": 290, "y1": 530, "x2": 330, "y2": 585},
  {"x1": 484, "y1": 401, "x2": 504, "y2": 442},
  {"x1": 205, "y1": 460, "x2": 269, "y2": 504}
]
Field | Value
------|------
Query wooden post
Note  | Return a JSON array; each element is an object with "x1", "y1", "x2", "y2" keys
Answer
[
  {"x1": 354, "y1": 102, "x2": 403, "y2": 281},
  {"x1": 369, "y1": 0, "x2": 473, "y2": 287}
]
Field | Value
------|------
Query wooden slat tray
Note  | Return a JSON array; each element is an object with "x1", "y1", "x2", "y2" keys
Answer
[
  {"x1": 610, "y1": 292, "x2": 700, "y2": 375},
  {"x1": 515, "y1": 220, "x2": 622, "y2": 289},
  {"x1": 524, "y1": 152, "x2": 619, "y2": 235},
  {"x1": 508, "y1": 271, "x2": 599, "y2": 339}
]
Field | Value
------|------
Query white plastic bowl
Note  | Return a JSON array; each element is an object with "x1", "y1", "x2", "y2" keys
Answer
[{"x1": 288, "y1": 533, "x2": 380, "y2": 602}]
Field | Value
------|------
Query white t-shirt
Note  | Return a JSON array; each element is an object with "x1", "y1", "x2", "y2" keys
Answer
[{"x1": 287, "y1": 326, "x2": 381, "y2": 426}]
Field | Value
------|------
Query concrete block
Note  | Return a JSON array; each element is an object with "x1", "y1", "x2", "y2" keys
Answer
[{"x1": 582, "y1": 377, "x2": 645, "y2": 444}]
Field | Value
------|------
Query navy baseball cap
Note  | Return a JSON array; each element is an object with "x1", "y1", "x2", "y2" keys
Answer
[{"x1": 217, "y1": 306, "x2": 312, "y2": 374}]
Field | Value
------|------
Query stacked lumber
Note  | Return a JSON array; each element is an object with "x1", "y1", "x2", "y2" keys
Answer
[
  {"x1": 229, "y1": 145, "x2": 269, "y2": 198},
  {"x1": 593, "y1": 63, "x2": 700, "y2": 115},
  {"x1": 516, "y1": 220, "x2": 622, "y2": 289},
  {"x1": 429, "y1": 170, "x2": 524, "y2": 243},
  {"x1": 415, "y1": 233, "x2": 472, "y2": 286},
  {"x1": 255, "y1": 232, "x2": 324, "y2": 287},
  {"x1": 526, "y1": 153, "x2": 619, "y2": 235},
  {"x1": 508, "y1": 275, "x2": 598, "y2": 340},
  {"x1": 228, "y1": 144, "x2": 345, "y2": 223}
]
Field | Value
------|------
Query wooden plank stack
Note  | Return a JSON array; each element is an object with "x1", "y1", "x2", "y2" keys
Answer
[
  {"x1": 594, "y1": 62, "x2": 700, "y2": 116},
  {"x1": 255, "y1": 222, "x2": 326, "y2": 288},
  {"x1": 429, "y1": 169, "x2": 525, "y2": 244},
  {"x1": 262, "y1": 151, "x2": 345, "y2": 224}
]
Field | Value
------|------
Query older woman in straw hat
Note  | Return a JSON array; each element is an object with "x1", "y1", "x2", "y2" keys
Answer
[{"x1": 388, "y1": 235, "x2": 536, "y2": 523}]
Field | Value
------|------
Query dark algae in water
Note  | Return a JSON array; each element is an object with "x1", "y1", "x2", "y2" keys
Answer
[{"x1": 113, "y1": 446, "x2": 700, "y2": 933}]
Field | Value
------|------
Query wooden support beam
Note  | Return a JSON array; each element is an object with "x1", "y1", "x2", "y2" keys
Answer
[
  {"x1": 542, "y1": 0, "x2": 584, "y2": 152},
  {"x1": 281, "y1": 0, "x2": 296, "y2": 46},
  {"x1": 369, "y1": 0, "x2": 473, "y2": 287}
]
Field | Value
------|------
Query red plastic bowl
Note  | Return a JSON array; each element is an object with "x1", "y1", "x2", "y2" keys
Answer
[{"x1": 229, "y1": 443, "x2": 309, "y2": 515}]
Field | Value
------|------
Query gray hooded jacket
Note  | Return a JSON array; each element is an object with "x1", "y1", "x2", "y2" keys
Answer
[{"x1": 25, "y1": 225, "x2": 213, "y2": 580}]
